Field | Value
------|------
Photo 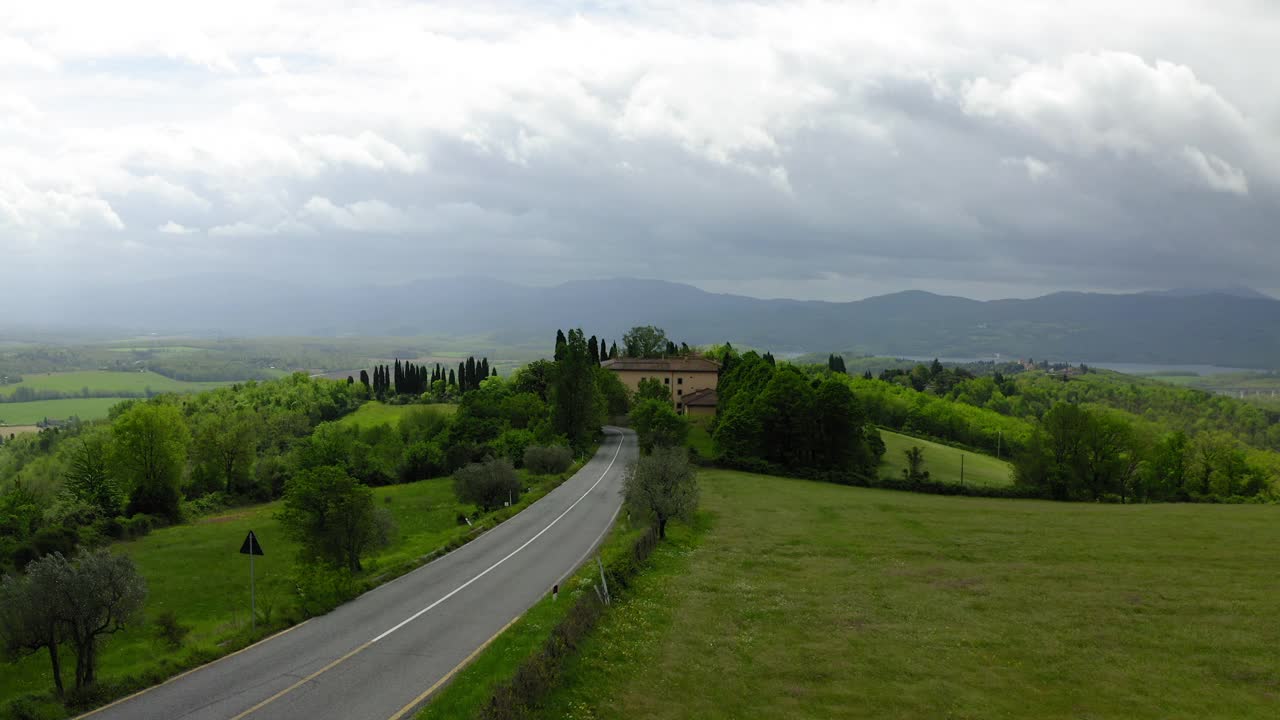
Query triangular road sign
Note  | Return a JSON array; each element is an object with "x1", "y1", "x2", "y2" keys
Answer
[{"x1": 239, "y1": 530, "x2": 265, "y2": 556}]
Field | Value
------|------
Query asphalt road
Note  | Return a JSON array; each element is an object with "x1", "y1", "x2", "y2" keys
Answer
[{"x1": 85, "y1": 427, "x2": 637, "y2": 720}]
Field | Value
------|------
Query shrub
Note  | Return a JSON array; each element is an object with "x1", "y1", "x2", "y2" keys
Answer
[
  {"x1": 453, "y1": 458, "x2": 522, "y2": 512},
  {"x1": 494, "y1": 429, "x2": 536, "y2": 467},
  {"x1": 523, "y1": 445, "x2": 573, "y2": 475},
  {"x1": 154, "y1": 609, "x2": 190, "y2": 649},
  {"x1": 121, "y1": 514, "x2": 155, "y2": 540}
]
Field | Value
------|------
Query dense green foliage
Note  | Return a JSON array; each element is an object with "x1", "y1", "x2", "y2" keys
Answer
[
  {"x1": 712, "y1": 350, "x2": 882, "y2": 479},
  {"x1": 629, "y1": 400, "x2": 688, "y2": 453},
  {"x1": 277, "y1": 466, "x2": 393, "y2": 572}
]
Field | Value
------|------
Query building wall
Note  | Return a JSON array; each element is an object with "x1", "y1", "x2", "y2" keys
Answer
[
  {"x1": 684, "y1": 404, "x2": 716, "y2": 418},
  {"x1": 611, "y1": 368, "x2": 717, "y2": 411}
]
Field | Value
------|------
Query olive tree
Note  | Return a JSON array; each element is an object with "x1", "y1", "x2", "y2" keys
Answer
[
  {"x1": 1, "y1": 550, "x2": 147, "y2": 694},
  {"x1": 453, "y1": 458, "x2": 522, "y2": 512},
  {"x1": 623, "y1": 445, "x2": 698, "y2": 538}
]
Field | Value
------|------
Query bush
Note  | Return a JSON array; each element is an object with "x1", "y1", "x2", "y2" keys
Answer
[
  {"x1": 121, "y1": 514, "x2": 156, "y2": 539},
  {"x1": 494, "y1": 429, "x2": 536, "y2": 467},
  {"x1": 453, "y1": 458, "x2": 522, "y2": 512},
  {"x1": 290, "y1": 562, "x2": 356, "y2": 618},
  {"x1": 154, "y1": 609, "x2": 190, "y2": 649},
  {"x1": 523, "y1": 445, "x2": 573, "y2": 475},
  {"x1": 95, "y1": 516, "x2": 125, "y2": 540}
]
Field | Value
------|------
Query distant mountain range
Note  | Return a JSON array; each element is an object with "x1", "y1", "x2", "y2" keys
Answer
[{"x1": 15, "y1": 275, "x2": 1280, "y2": 368}]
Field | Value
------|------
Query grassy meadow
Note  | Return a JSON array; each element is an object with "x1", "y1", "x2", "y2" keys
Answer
[
  {"x1": 0, "y1": 398, "x2": 129, "y2": 425},
  {"x1": 336, "y1": 401, "x2": 458, "y2": 429},
  {"x1": 879, "y1": 429, "x2": 1014, "y2": 487},
  {"x1": 533, "y1": 469, "x2": 1280, "y2": 719}
]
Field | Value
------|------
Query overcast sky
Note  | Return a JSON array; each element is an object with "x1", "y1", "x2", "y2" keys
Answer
[{"x1": 2, "y1": 0, "x2": 1278, "y2": 301}]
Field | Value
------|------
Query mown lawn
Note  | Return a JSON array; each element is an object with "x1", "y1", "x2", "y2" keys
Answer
[
  {"x1": 0, "y1": 398, "x2": 130, "y2": 425},
  {"x1": 0, "y1": 370, "x2": 230, "y2": 398},
  {"x1": 879, "y1": 428, "x2": 1013, "y2": 487},
  {"x1": 336, "y1": 401, "x2": 457, "y2": 429},
  {"x1": 0, "y1": 466, "x2": 569, "y2": 712},
  {"x1": 534, "y1": 469, "x2": 1280, "y2": 719}
]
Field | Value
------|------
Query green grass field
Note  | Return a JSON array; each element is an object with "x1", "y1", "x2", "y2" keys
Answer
[
  {"x1": 879, "y1": 428, "x2": 1013, "y2": 487},
  {"x1": 0, "y1": 465, "x2": 570, "y2": 711},
  {"x1": 0, "y1": 398, "x2": 129, "y2": 425},
  {"x1": 0, "y1": 370, "x2": 229, "y2": 398},
  {"x1": 533, "y1": 469, "x2": 1280, "y2": 719},
  {"x1": 336, "y1": 402, "x2": 458, "y2": 429}
]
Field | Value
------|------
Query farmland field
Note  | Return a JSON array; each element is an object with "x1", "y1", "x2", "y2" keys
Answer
[
  {"x1": 534, "y1": 469, "x2": 1280, "y2": 719},
  {"x1": 0, "y1": 398, "x2": 129, "y2": 425},
  {"x1": 0, "y1": 370, "x2": 230, "y2": 398},
  {"x1": 879, "y1": 428, "x2": 1013, "y2": 487}
]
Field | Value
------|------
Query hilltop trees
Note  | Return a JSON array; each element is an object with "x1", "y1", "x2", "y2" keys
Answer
[
  {"x1": 713, "y1": 352, "x2": 881, "y2": 479},
  {"x1": 551, "y1": 329, "x2": 603, "y2": 452},
  {"x1": 623, "y1": 326, "x2": 668, "y2": 358}
]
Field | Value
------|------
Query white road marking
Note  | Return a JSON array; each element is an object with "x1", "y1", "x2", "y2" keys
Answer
[{"x1": 368, "y1": 429, "x2": 626, "y2": 644}]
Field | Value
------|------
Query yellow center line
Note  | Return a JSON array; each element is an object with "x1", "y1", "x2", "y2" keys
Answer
[{"x1": 228, "y1": 640, "x2": 374, "y2": 720}]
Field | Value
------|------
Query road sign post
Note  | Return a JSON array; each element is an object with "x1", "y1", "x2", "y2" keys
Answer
[{"x1": 239, "y1": 530, "x2": 265, "y2": 631}]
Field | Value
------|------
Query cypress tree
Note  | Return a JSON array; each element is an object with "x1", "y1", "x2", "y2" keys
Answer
[
  {"x1": 480, "y1": 357, "x2": 489, "y2": 380},
  {"x1": 555, "y1": 329, "x2": 567, "y2": 361},
  {"x1": 588, "y1": 336, "x2": 599, "y2": 364},
  {"x1": 458, "y1": 362, "x2": 466, "y2": 391},
  {"x1": 347, "y1": 376, "x2": 354, "y2": 385},
  {"x1": 448, "y1": 368, "x2": 456, "y2": 387},
  {"x1": 466, "y1": 357, "x2": 477, "y2": 391},
  {"x1": 359, "y1": 369, "x2": 370, "y2": 389},
  {"x1": 492, "y1": 367, "x2": 498, "y2": 377},
  {"x1": 609, "y1": 342, "x2": 619, "y2": 359}
]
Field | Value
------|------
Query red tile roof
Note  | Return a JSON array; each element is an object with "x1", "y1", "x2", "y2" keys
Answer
[
  {"x1": 682, "y1": 388, "x2": 718, "y2": 407},
  {"x1": 600, "y1": 356, "x2": 721, "y2": 373}
]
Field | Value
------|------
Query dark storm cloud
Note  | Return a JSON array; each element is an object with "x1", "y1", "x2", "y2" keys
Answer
[{"x1": 1, "y1": 0, "x2": 1277, "y2": 300}]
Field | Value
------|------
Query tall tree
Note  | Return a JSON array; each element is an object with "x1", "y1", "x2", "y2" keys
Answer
[
  {"x1": 609, "y1": 342, "x2": 619, "y2": 359},
  {"x1": 194, "y1": 407, "x2": 260, "y2": 495},
  {"x1": 623, "y1": 325, "x2": 668, "y2": 358},
  {"x1": 588, "y1": 336, "x2": 600, "y2": 364},
  {"x1": 109, "y1": 403, "x2": 191, "y2": 521},
  {"x1": 551, "y1": 328, "x2": 602, "y2": 451},
  {"x1": 554, "y1": 329, "x2": 568, "y2": 361},
  {"x1": 64, "y1": 434, "x2": 120, "y2": 516}
]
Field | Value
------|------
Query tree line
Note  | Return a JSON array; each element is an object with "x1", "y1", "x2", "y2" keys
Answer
[{"x1": 359, "y1": 357, "x2": 494, "y2": 400}]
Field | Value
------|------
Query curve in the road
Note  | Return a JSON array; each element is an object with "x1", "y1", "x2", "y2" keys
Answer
[{"x1": 81, "y1": 427, "x2": 637, "y2": 720}]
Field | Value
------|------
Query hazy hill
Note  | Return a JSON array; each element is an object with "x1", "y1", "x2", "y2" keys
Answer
[{"x1": 16, "y1": 276, "x2": 1280, "y2": 367}]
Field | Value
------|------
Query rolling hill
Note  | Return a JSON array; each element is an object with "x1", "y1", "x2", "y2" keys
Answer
[{"x1": 13, "y1": 276, "x2": 1280, "y2": 367}]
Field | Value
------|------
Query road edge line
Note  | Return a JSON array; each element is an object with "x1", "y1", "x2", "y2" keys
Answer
[
  {"x1": 72, "y1": 619, "x2": 312, "y2": 719},
  {"x1": 384, "y1": 613, "x2": 522, "y2": 720}
]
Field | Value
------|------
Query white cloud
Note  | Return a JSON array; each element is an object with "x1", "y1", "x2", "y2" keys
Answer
[
  {"x1": 1, "y1": 1, "x2": 1277, "y2": 297},
  {"x1": 1002, "y1": 156, "x2": 1052, "y2": 183},
  {"x1": 158, "y1": 220, "x2": 198, "y2": 234},
  {"x1": 253, "y1": 56, "x2": 284, "y2": 75}
]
